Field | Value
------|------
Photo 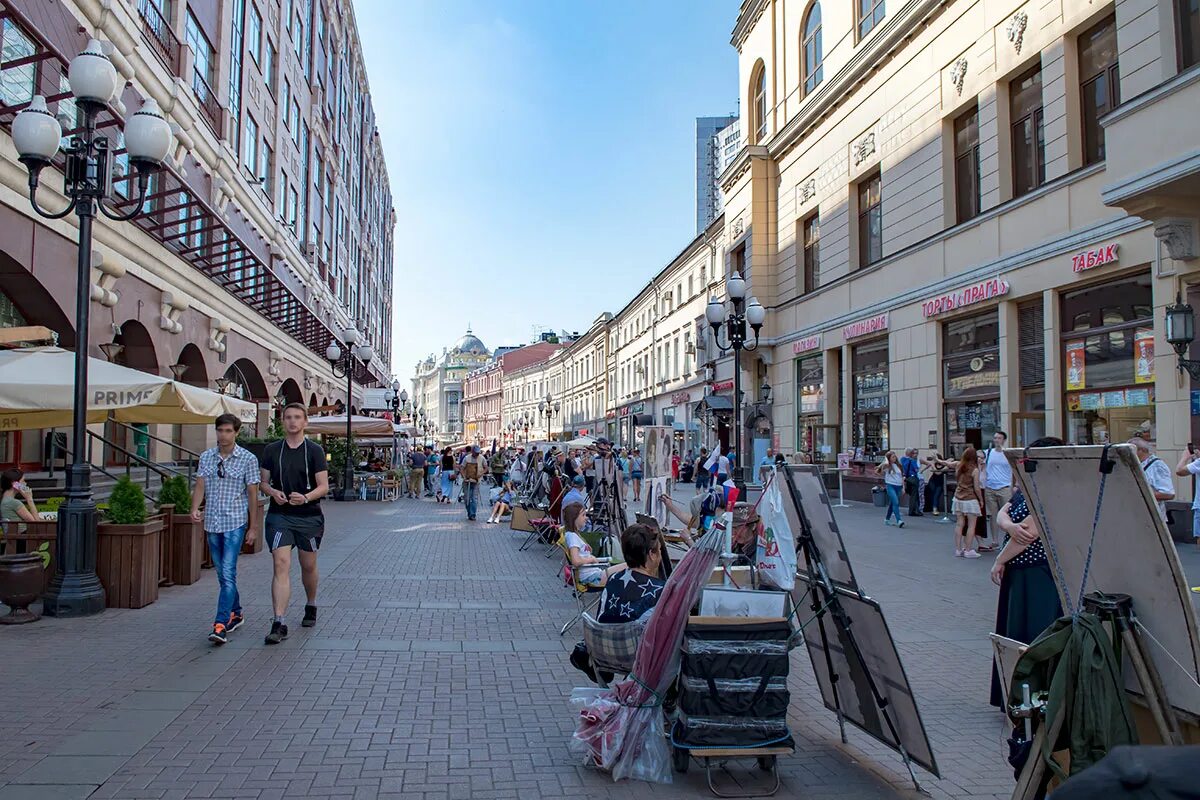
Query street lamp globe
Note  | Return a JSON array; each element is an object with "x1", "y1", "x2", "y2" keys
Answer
[
  {"x1": 12, "y1": 96, "x2": 62, "y2": 166},
  {"x1": 746, "y1": 297, "x2": 766, "y2": 327},
  {"x1": 325, "y1": 343, "x2": 342, "y2": 362},
  {"x1": 553, "y1": 401, "x2": 560, "y2": 412},
  {"x1": 67, "y1": 39, "x2": 119, "y2": 104},
  {"x1": 123, "y1": 99, "x2": 173, "y2": 168},
  {"x1": 705, "y1": 296, "x2": 725, "y2": 325},
  {"x1": 727, "y1": 272, "x2": 747, "y2": 301},
  {"x1": 357, "y1": 344, "x2": 374, "y2": 362},
  {"x1": 538, "y1": 400, "x2": 546, "y2": 412},
  {"x1": 342, "y1": 328, "x2": 360, "y2": 346},
  {"x1": 399, "y1": 388, "x2": 408, "y2": 403}
]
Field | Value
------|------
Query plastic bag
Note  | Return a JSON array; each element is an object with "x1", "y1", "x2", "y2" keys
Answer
[
  {"x1": 569, "y1": 686, "x2": 673, "y2": 783},
  {"x1": 756, "y1": 474, "x2": 797, "y2": 591}
]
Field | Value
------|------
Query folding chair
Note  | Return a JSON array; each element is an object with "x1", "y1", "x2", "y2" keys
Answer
[
  {"x1": 381, "y1": 476, "x2": 400, "y2": 501},
  {"x1": 557, "y1": 532, "x2": 611, "y2": 636},
  {"x1": 362, "y1": 475, "x2": 384, "y2": 501},
  {"x1": 580, "y1": 612, "x2": 645, "y2": 687}
]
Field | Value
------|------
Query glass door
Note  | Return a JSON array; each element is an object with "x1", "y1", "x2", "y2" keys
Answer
[{"x1": 1012, "y1": 413, "x2": 1046, "y2": 447}]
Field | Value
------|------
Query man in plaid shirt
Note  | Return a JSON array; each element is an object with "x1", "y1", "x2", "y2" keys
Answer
[{"x1": 190, "y1": 413, "x2": 260, "y2": 645}]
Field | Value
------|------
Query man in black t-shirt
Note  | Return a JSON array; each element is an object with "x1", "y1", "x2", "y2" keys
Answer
[{"x1": 258, "y1": 403, "x2": 329, "y2": 644}]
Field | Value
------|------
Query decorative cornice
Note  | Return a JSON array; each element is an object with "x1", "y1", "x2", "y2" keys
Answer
[
  {"x1": 730, "y1": 0, "x2": 769, "y2": 52},
  {"x1": 1101, "y1": 64, "x2": 1200, "y2": 128},
  {"x1": 1100, "y1": 148, "x2": 1200, "y2": 208}
]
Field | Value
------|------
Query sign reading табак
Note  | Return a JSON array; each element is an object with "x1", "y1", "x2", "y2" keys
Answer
[{"x1": 1071, "y1": 242, "x2": 1119, "y2": 273}]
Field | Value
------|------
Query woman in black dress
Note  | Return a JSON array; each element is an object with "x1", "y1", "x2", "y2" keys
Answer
[{"x1": 988, "y1": 437, "x2": 1064, "y2": 708}]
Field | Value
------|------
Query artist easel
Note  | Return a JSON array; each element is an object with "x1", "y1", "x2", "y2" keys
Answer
[
  {"x1": 783, "y1": 468, "x2": 925, "y2": 793},
  {"x1": 1008, "y1": 444, "x2": 1186, "y2": 800}
]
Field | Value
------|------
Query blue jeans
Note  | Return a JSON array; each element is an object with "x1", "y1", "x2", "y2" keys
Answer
[
  {"x1": 884, "y1": 485, "x2": 902, "y2": 524},
  {"x1": 464, "y1": 481, "x2": 478, "y2": 519},
  {"x1": 207, "y1": 525, "x2": 246, "y2": 625},
  {"x1": 1193, "y1": 508, "x2": 1199, "y2": 540}
]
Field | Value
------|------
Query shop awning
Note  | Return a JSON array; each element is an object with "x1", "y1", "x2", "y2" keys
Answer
[
  {"x1": 695, "y1": 396, "x2": 734, "y2": 413},
  {"x1": 305, "y1": 415, "x2": 396, "y2": 436},
  {"x1": 0, "y1": 347, "x2": 256, "y2": 429}
]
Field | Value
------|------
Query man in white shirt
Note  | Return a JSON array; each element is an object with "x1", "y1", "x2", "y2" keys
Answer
[
  {"x1": 1129, "y1": 437, "x2": 1174, "y2": 521},
  {"x1": 981, "y1": 431, "x2": 1014, "y2": 551},
  {"x1": 1175, "y1": 446, "x2": 1200, "y2": 550}
]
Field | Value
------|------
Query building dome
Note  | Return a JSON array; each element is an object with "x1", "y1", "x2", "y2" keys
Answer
[{"x1": 452, "y1": 328, "x2": 488, "y2": 355}]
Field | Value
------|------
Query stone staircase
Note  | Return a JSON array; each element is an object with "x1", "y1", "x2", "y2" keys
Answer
[{"x1": 24, "y1": 464, "x2": 177, "y2": 505}]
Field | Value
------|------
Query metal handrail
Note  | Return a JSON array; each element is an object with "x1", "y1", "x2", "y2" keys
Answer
[
  {"x1": 54, "y1": 430, "x2": 186, "y2": 492},
  {"x1": 105, "y1": 419, "x2": 199, "y2": 482}
]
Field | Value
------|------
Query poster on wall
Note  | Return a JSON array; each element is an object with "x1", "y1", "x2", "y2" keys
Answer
[
  {"x1": 1134, "y1": 328, "x2": 1155, "y2": 384},
  {"x1": 1065, "y1": 340, "x2": 1087, "y2": 390}
]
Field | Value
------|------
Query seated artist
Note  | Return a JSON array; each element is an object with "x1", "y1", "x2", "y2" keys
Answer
[
  {"x1": 486, "y1": 482, "x2": 515, "y2": 524},
  {"x1": 562, "y1": 502, "x2": 608, "y2": 587},
  {"x1": 569, "y1": 523, "x2": 665, "y2": 682}
]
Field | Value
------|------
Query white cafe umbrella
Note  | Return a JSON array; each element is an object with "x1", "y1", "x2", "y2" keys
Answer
[
  {"x1": 304, "y1": 414, "x2": 395, "y2": 436},
  {"x1": 0, "y1": 346, "x2": 256, "y2": 430},
  {"x1": 565, "y1": 435, "x2": 598, "y2": 449}
]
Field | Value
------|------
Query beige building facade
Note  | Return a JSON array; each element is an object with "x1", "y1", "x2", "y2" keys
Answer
[
  {"x1": 722, "y1": 0, "x2": 1199, "y2": 499},
  {"x1": 0, "y1": 0, "x2": 394, "y2": 472}
]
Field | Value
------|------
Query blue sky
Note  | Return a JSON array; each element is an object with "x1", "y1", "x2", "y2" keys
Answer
[{"x1": 354, "y1": 1, "x2": 739, "y2": 383}]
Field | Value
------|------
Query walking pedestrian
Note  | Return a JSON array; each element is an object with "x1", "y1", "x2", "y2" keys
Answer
[
  {"x1": 259, "y1": 403, "x2": 329, "y2": 644},
  {"x1": 489, "y1": 446, "x2": 507, "y2": 488},
  {"x1": 191, "y1": 414, "x2": 260, "y2": 645},
  {"x1": 629, "y1": 448, "x2": 644, "y2": 502},
  {"x1": 952, "y1": 446, "x2": 984, "y2": 557},
  {"x1": 875, "y1": 450, "x2": 904, "y2": 527},
  {"x1": 437, "y1": 447, "x2": 455, "y2": 503},
  {"x1": 923, "y1": 452, "x2": 950, "y2": 516},
  {"x1": 408, "y1": 446, "x2": 427, "y2": 498},
  {"x1": 1129, "y1": 437, "x2": 1173, "y2": 521},
  {"x1": 980, "y1": 431, "x2": 1014, "y2": 552},
  {"x1": 1175, "y1": 445, "x2": 1200, "y2": 551},
  {"x1": 900, "y1": 448, "x2": 923, "y2": 516},
  {"x1": 694, "y1": 448, "x2": 710, "y2": 492},
  {"x1": 424, "y1": 446, "x2": 437, "y2": 496},
  {"x1": 461, "y1": 445, "x2": 484, "y2": 520}
]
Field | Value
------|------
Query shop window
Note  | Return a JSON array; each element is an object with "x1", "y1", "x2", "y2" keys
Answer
[
  {"x1": 796, "y1": 355, "x2": 827, "y2": 461},
  {"x1": 954, "y1": 105, "x2": 981, "y2": 223},
  {"x1": 1181, "y1": 0, "x2": 1199, "y2": 69},
  {"x1": 857, "y1": 0, "x2": 886, "y2": 40},
  {"x1": 1079, "y1": 16, "x2": 1119, "y2": 166},
  {"x1": 857, "y1": 172, "x2": 882, "y2": 268},
  {"x1": 1010, "y1": 65, "x2": 1045, "y2": 197},
  {"x1": 942, "y1": 311, "x2": 1001, "y2": 457},
  {"x1": 801, "y1": 213, "x2": 820, "y2": 293},
  {"x1": 851, "y1": 339, "x2": 889, "y2": 456},
  {"x1": 1060, "y1": 274, "x2": 1155, "y2": 444}
]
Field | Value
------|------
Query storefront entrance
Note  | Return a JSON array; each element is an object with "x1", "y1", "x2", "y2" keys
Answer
[{"x1": 942, "y1": 310, "x2": 1000, "y2": 458}]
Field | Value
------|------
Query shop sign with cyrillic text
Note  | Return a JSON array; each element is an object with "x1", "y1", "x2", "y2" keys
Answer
[
  {"x1": 921, "y1": 278, "x2": 1010, "y2": 318},
  {"x1": 792, "y1": 334, "x2": 822, "y2": 354},
  {"x1": 842, "y1": 313, "x2": 889, "y2": 340},
  {"x1": 1071, "y1": 242, "x2": 1119, "y2": 273}
]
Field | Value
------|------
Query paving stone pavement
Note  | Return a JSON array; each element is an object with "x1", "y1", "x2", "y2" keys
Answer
[{"x1": 3, "y1": 490, "x2": 1198, "y2": 800}]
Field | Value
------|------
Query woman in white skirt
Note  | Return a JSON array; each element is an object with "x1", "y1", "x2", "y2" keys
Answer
[{"x1": 951, "y1": 446, "x2": 984, "y2": 557}]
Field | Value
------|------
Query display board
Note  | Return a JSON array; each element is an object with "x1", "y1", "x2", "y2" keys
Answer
[
  {"x1": 1008, "y1": 444, "x2": 1200, "y2": 719},
  {"x1": 795, "y1": 586, "x2": 939, "y2": 775},
  {"x1": 642, "y1": 426, "x2": 673, "y2": 480},
  {"x1": 781, "y1": 465, "x2": 859, "y2": 591}
]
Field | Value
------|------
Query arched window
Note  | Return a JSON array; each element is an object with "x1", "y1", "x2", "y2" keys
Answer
[
  {"x1": 802, "y1": 2, "x2": 823, "y2": 95},
  {"x1": 750, "y1": 62, "x2": 767, "y2": 144}
]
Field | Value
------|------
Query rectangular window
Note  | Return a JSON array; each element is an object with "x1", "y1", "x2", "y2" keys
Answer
[
  {"x1": 248, "y1": 4, "x2": 262, "y2": 63},
  {"x1": 954, "y1": 105, "x2": 981, "y2": 223},
  {"x1": 228, "y1": 0, "x2": 246, "y2": 154},
  {"x1": 0, "y1": 19, "x2": 37, "y2": 107},
  {"x1": 260, "y1": 140, "x2": 273, "y2": 198},
  {"x1": 293, "y1": 15, "x2": 304, "y2": 59},
  {"x1": 282, "y1": 80, "x2": 291, "y2": 127},
  {"x1": 185, "y1": 12, "x2": 214, "y2": 84},
  {"x1": 857, "y1": 0, "x2": 886, "y2": 40},
  {"x1": 243, "y1": 114, "x2": 258, "y2": 172},
  {"x1": 801, "y1": 213, "x2": 820, "y2": 293},
  {"x1": 1079, "y1": 16, "x2": 1119, "y2": 166},
  {"x1": 1181, "y1": 0, "x2": 1199, "y2": 69},
  {"x1": 263, "y1": 40, "x2": 276, "y2": 94},
  {"x1": 857, "y1": 173, "x2": 882, "y2": 268},
  {"x1": 291, "y1": 100, "x2": 300, "y2": 145},
  {"x1": 1010, "y1": 65, "x2": 1045, "y2": 197}
]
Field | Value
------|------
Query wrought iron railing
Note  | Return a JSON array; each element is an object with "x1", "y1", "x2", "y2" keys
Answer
[
  {"x1": 191, "y1": 68, "x2": 222, "y2": 135},
  {"x1": 136, "y1": 0, "x2": 182, "y2": 76}
]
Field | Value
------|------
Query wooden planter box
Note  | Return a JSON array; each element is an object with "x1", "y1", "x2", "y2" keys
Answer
[
  {"x1": 158, "y1": 505, "x2": 203, "y2": 586},
  {"x1": 1, "y1": 520, "x2": 57, "y2": 593},
  {"x1": 97, "y1": 515, "x2": 164, "y2": 609}
]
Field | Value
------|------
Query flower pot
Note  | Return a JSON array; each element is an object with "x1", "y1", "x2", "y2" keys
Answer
[
  {"x1": 0, "y1": 553, "x2": 45, "y2": 624},
  {"x1": 96, "y1": 515, "x2": 164, "y2": 609},
  {"x1": 2, "y1": 520, "x2": 57, "y2": 593}
]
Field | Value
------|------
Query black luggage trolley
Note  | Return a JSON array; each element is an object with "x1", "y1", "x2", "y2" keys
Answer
[{"x1": 670, "y1": 610, "x2": 796, "y2": 797}]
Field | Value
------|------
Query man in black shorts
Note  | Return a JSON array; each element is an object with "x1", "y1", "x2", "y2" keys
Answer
[{"x1": 259, "y1": 403, "x2": 329, "y2": 644}]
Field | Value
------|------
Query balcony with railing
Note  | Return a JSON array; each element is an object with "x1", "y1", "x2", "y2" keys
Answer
[
  {"x1": 191, "y1": 67, "x2": 222, "y2": 135},
  {"x1": 137, "y1": 0, "x2": 182, "y2": 76}
]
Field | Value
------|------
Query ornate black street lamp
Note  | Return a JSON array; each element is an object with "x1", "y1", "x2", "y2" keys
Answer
[
  {"x1": 13, "y1": 39, "x2": 173, "y2": 617},
  {"x1": 1165, "y1": 295, "x2": 1200, "y2": 380},
  {"x1": 539, "y1": 394, "x2": 560, "y2": 441},
  {"x1": 325, "y1": 328, "x2": 373, "y2": 501},
  {"x1": 705, "y1": 272, "x2": 766, "y2": 486}
]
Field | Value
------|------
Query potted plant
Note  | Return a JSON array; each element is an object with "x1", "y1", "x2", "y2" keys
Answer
[
  {"x1": 157, "y1": 475, "x2": 202, "y2": 586},
  {"x1": 96, "y1": 477, "x2": 164, "y2": 608},
  {"x1": 0, "y1": 541, "x2": 51, "y2": 624}
]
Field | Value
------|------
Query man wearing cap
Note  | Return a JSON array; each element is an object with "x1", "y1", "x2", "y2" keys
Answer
[
  {"x1": 563, "y1": 474, "x2": 588, "y2": 509},
  {"x1": 461, "y1": 445, "x2": 484, "y2": 520}
]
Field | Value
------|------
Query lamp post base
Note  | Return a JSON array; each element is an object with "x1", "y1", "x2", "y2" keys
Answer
[
  {"x1": 41, "y1": 465, "x2": 106, "y2": 617},
  {"x1": 41, "y1": 570, "x2": 106, "y2": 616}
]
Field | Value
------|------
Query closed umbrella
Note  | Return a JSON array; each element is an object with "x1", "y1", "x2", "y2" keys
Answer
[{"x1": 0, "y1": 346, "x2": 255, "y2": 428}]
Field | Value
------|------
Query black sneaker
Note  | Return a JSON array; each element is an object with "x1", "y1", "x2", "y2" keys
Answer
[
  {"x1": 208, "y1": 623, "x2": 228, "y2": 645},
  {"x1": 227, "y1": 612, "x2": 245, "y2": 633},
  {"x1": 264, "y1": 620, "x2": 288, "y2": 644},
  {"x1": 302, "y1": 605, "x2": 318, "y2": 628}
]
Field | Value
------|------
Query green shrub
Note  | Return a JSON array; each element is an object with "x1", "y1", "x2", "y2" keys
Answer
[
  {"x1": 324, "y1": 436, "x2": 353, "y2": 486},
  {"x1": 37, "y1": 496, "x2": 66, "y2": 513},
  {"x1": 238, "y1": 418, "x2": 285, "y2": 444},
  {"x1": 106, "y1": 477, "x2": 147, "y2": 525},
  {"x1": 157, "y1": 475, "x2": 191, "y2": 511}
]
